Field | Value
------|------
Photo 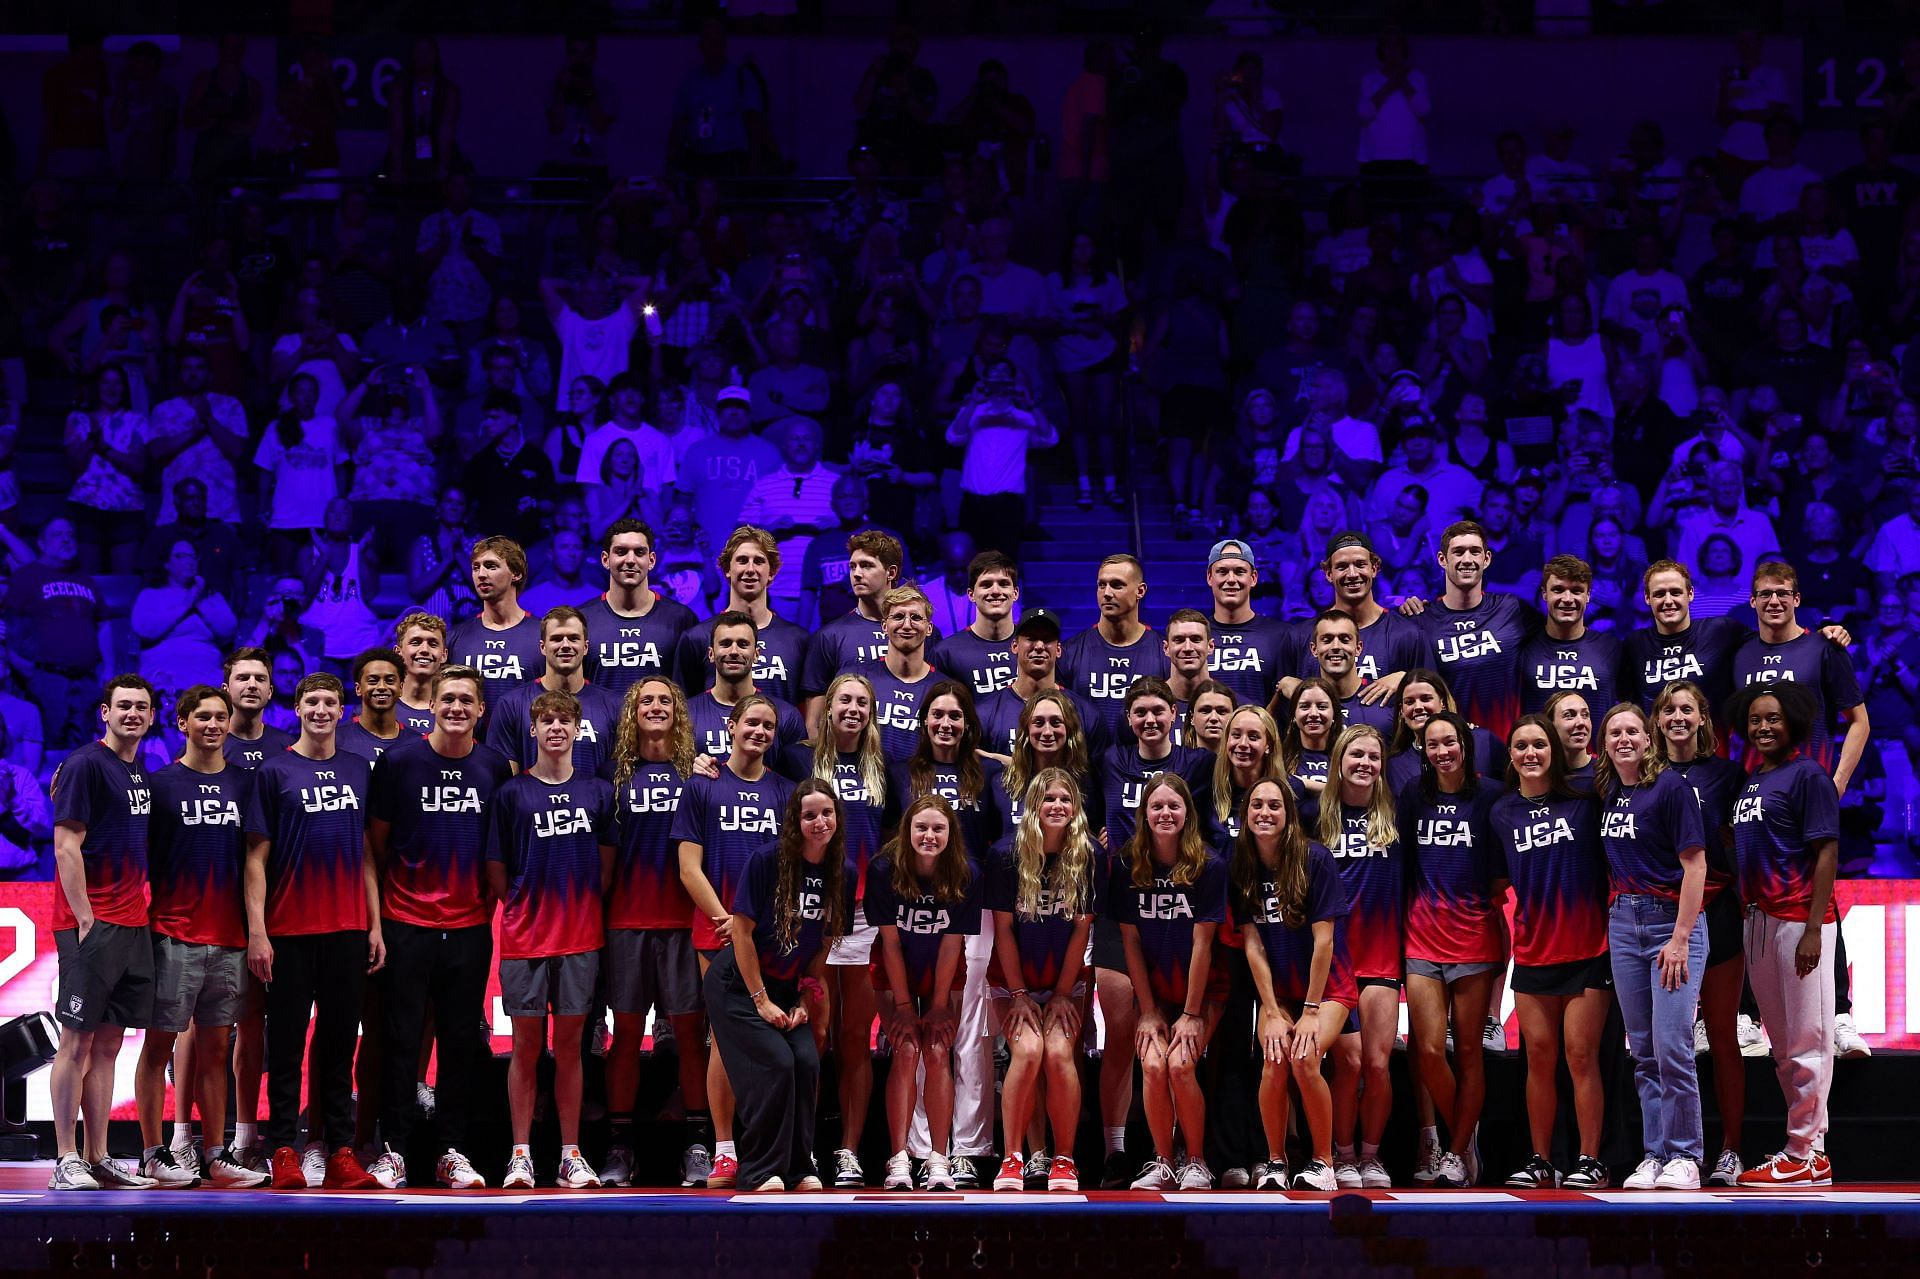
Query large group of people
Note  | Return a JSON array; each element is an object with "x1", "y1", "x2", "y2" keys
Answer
[
  {"x1": 46, "y1": 517, "x2": 1863, "y2": 1195},
  {"x1": 5, "y1": 19, "x2": 1916, "y2": 1198}
]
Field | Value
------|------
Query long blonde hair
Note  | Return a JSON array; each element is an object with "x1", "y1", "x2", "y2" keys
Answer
[
  {"x1": 1318, "y1": 724, "x2": 1396, "y2": 850},
  {"x1": 1125, "y1": 773, "x2": 1212, "y2": 889},
  {"x1": 1012, "y1": 768, "x2": 1094, "y2": 920},
  {"x1": 1593, "y1": 701, "x2": 1666, "y2": 798},
  {"x1": 1004, "y1": 690, "x2": 1091, "y2": 803},
  {"x1": 1211, "y1": 704, "x2": 1284, "y2": 824},
  {"x1": 613, "y1": 676, "x2": 697, "y2": 783},
  {"x1": 811, "y1": 672, "x2": 888, "y2": 803}
]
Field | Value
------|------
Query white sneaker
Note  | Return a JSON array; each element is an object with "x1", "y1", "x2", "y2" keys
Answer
[
  {"x1": 170, "y1": 1139, "x2": 203, "y2": 1180},
  {"x1": 502, "y1": 1152, "x2": 536, "y2": 1189},
  {"x1": 1707, "y1": 1149, "x2": 1744, "y2": 1186},
  {"x1": 1623, "y1": 1156, "x2": 1663, "y2": 1190},
  {"x1": 300, "y1": 1142, "x2": 326, "y2": 1188},
  {"x1": 1129, "y1": 1156, "x2": 1178, "y2": 1191},
  {"x1": 140, "y1": 1147, "x2": 199, "y2": 1187},
  {"x1": 436, "y1": 1149, "x2": 486, "y2": 1189},
  {"x1": 1654, "y1": 1157, "x2": 1700, "y2": 1190},
  {"x1": 1252, "y1": 1160, "x2": 1288, "y2": 1190},
  {"x1": 557, "y1": 1152, "x2": 601, "y2": 1189},
  {"x1": 1293, "y1": 1159, "x2": 1338, "y2": 1191},
  {"x1": 1737, "y1": 1013, "x2": 1768, "y2": 1057},
  {"x1": 921, "y1": 1153, "x2": 955, "y2": 1191},
  {"x1": 754, "y1": 1175, "x2": 786, "y2": 1191},
  {"x1": 680, "y1": 1142, "x2": 713, "y2": 1187},
  {"x1": 1176, "y1": 1157, "x2": 1214, "y2": 1191},
  {"x1": 204, "y1": 1150, "x2": 269, "y2": 1188},
  {"x1": 1412, "y1": 1130, "x2": 1441, "y2": 1184},
  {"x1": 1693, "y1": 1019, "x2": 1710, "y2": 1055},
  {"x1": 1333, "y1": 1156, "x2": 1363, "y2": 1189},
  {"x1": 1834, "y1": 1013, "x2": 1872, "y2": 1058},
  {"x1": 91, "y1": 1157, "x2": 157, "y2": 1188},
  {"x1": 48, "y1": 1153, "x2": 99, "y2": 1191},
  {"x1": 1483, "y1": 1015, "x2": 1506, "y2": 1051},
  {"x1": 415, "y1": 1082, "x2": 437, "y2": 1117},
  {"x1": 1431, "y1": 1152, "x2": 1468, "y2": 1188},
  {"x1": 883, "y1": 1151, "x2": 915, "y2": 1190},
  {"x1": 1219, "y1": 1165, "x2": 1250, "y2": 1189},
  {"x1": 1358, "y1": 1157, "x2": 1391, "y2": 1188},
  {"x1": 599, "y1": 1144, "x2": 635, "y2": 1187},
  {"x1": 366, "y1": 1147, "x2": 406, "y2": 1190}
]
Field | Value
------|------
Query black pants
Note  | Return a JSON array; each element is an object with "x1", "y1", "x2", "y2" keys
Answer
[
  {"x1": 264, "y1": 930, "x2": 368, "y2": 1151},
  {"x1": 1205, "y1": 948, "x2": 1261, "y2": 1171},
  {"x1": 704, "y1": 947, "x2": 817, "y2": 1189},
  {"x1": 959, "y1": 491, "x2": 1027, "y2": 559},
  {"x1": 379, "y1": 919, "x2": 493, "y2": 1153}
]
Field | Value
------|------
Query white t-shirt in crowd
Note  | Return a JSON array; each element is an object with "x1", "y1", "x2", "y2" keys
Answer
[
  {"x1": 964, "y1": 262, "x2": 1051, "y2": 321},
  {"x1": 1739, "y1": 162, "x2": 1823, "y2": 224},
  {"x1": 1356, "y1": 69, "x2": 1430, "y2": 165},
  {"x1": 1281, "y1": 416, "x2": 1384, "y2": 464},
  {"x1": 553, "y1": 304, "x2": 639, "y2": 408},
  {"x1": 949, "y1": 402, "x2": 1059, "y2": 496},
  {"x1": 576, "y1": 420, "x2": 677, "y2": 491},
  {"x1": 272, "y1": 333, "x2": 360, "y2": 419},
  {"x1": 1718, "y1": 63, "x2": 1790, "y2": 163},
  {"x1": 253, "y1": 415, "x2": 341, "y2": 530}
]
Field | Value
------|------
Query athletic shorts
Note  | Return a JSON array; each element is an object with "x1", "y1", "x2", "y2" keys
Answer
[
  {"x1": 1706, "y1": 890, "x2": 1744, "y2": 968},
  {"x1": 1405, "y1": 958, "x2": 1500, "y2": 985},
  {"x1": 1357, "y1": 975, "x2": 1402, "y2": 992},
  {"x1": 1512, "y1": 952, "x2": 1614, "y2": 998},
  {"x1": 150, "y1": 934, "x2": 247, "y2": 1032},
  {"x1": 501, "y1": 952, "x2": 599, "y2": 1018},
  {"x1": 605, "y1": 928, "x2": 700, "y2": 1018},
  {"x1": 55, "y1": 922, "x2": 154, "y2": 1032},
  {"x1": 828, "y1": 919, "x2": 879, "y2": 967},
  {"x1": 1089, "y1": 916, "x2": 1127, "y2": 971}
]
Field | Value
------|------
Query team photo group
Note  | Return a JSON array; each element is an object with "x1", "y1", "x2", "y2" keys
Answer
[{"x1": 47, "y1": 513, "x2": 1858, "y2": 1197}]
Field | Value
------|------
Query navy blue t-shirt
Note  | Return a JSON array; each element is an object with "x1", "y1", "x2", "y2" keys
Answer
[
  {"x1": 448, "y1": 613, "x2": 546, "y2": 709},
  {"x1": 856, "y1": 660, "x2": 942, "y2": 761},
  {"x1": 580, "y1": 595, "x2": 698, "y2": 695},
  {"x1": 483, "y1": 681, "x2": 624, "y2": 780},
  {"x1": 732, "y1": 841, "x2": 857, "y2": 981},
  {"x1": 1059, "y1": 626, "x2": 1171, "y2": 740},
  {"x1": 930, "y1": 628, "x2": 1016, "y2": 700},
  {"x1": 1518, "y1": 628, "x2": 1621, "y2": 718},
  {"x1": 863, "y1": 853, "x2": 984, "y2": 997},
  {"x1": 1419, "y1": 592, "x2": 1540, "y2": 742},
  {"x1": 368, "y1": 734, "x2": 514, "y2": 930},
  {"x1": 686, "y1": 689, "x2": 808, "y2": 769},
  {"x1": 669, "y1": 765, "x2": 794, "y2": 949},
  {"x1": 802, "y1": 610, "x2": 891, "y2": 699},
  {"x1": 1207, "y1": 615, "x2": 1298, "y2": 708},
  {"x1": 1622, "y1": 616, "x2": 1748, "y2": 716},
  {"x1": 222, "y1": 724, "x2": 295, "y2": 770},
  {"x1": 675, "y1": 614, "x2": 809, "y2": 706},
  {"x1": 1730, "y1": 630, "x2": 1863, "y2": 770}
]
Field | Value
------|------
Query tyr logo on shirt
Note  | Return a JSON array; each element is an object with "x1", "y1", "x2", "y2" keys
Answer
[
  {"x1": 719, "y1": 805, "x2": 777, "y2": 834},
  {"x1": 1437, "y1": 626, "x2": 1502, "y2": 663},
  {"x1": 1743, "y1": 654, "x2": 1794, "y2": 685},
  {"x1": 1645, "y1": 646, "x2": 1702, "y2": 686},
  {"x1": 534, "y1": 805, "x2": 592, "y2": 838}
]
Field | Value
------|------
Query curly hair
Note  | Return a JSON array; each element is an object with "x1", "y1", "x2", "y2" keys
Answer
[
  {"x1": 1012, "y1": 768, "x2": 1094, "y2": 920},
  {"x1": 613, "y1": 676, "x2": 697, "y2": 783}
]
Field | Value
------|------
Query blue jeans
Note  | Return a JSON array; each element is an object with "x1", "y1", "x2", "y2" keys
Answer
[{"x1": 1608, "y1": 894, "x2": 1707, "y2": 1162}]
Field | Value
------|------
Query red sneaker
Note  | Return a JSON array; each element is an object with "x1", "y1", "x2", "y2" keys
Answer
[
  {"x1": 1735, "y1": 1152, "x2": 1813, "y2": 1187},
  {"x1": 323, "y1": 1147, "x2": 379, "y2": 1190},
  {"x1": 705, "y1": 1153, "x2": 738, "y2": 1189},
  {"x1": 1046, "y1": 1154, "x2": 1080, "y2": 1192},
  {"x1": 269, "y1": 1146, "x2": 306, "y2": 1190},
  {"x1": 1808, "y1": 1152, "x2": 1833, "y2": 1186},
  {"x1": 992, "y1": 1154, "x2": 1026, "y2": 1191}
]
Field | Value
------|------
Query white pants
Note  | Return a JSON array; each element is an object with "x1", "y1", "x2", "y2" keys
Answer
[
  {"x1": 1744, "y1": 909, "x2": 1836, "y2": 1159},
  {"x1": 910, "y1": 929, "x2": 995, "y2": 1157}
]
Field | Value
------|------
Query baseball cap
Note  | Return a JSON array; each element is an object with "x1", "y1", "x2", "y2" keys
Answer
[
  {"x1": 1323, "y1": 530, "x2": 1376, "y2": 560},
  {"x1": 1398, "y1": 414, "x2": 1439, "y2": 437},
  {"x1": 1014, "y1": 609, "x2": 1062, "y2": 641},
  {"x1": 716, "y1": 385, "x2": 751, "y2": 407},
  {"x1": 1208, "y1": 538, "x2": 1256, "y2": 568}
]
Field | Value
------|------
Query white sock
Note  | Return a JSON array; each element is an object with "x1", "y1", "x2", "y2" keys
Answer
[
  {"x1": 512, "y1": 1144, "x2": 531, "y2": 1160},
  {"x1": 1420, "y1": 1125, "x2": 1438, "y2": 1144},
  {"x1": 172, "y1": 1122, "x2": 193, "y2": 1148},
  {"x1": 1336, "y1": 1144, "x2": 1356, "y2": 1161},
  {"x1": 1104, "y1": 1126, "x2": 1126, "y2": 1154},
  {"x1": 234, "y1": 1123, "x2": 257, "y2": 1150},
  {"x1": 715, "y1": 1140, "x2": 736, "y2": 1160},
  {"x1": 560, "y1": 1144, "x2": 580, "y2": 1161},
  {"x1": 1360, "y1": 1141, "x2": 1380, "y2": 1160}
]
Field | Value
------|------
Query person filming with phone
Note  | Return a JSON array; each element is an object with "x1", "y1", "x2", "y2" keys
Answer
[{"x1": 946, "y1": 359, "x2": 1056, "y2": 558}]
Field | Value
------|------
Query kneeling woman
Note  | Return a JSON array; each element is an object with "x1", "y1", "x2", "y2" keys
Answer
[
  {"x1": 1491, "y1": 715, "x2": 1611, "y2": 1190},
  {"x1": 865, "y1": 794, "x2": 983, "y2": 1192},
  {"x1": 706, "y1": 781, "x2": 854, "y2": 1192},
  {"x1": 1230, "y1": 777, "x2": 1353, "y2": 1191},
  {"x1": 1111, "y1": 773, "x2": 1228, "y2": 1191},
  {"x1": 986, "y1": 769, "x2": 1098, "y2": 1192}
]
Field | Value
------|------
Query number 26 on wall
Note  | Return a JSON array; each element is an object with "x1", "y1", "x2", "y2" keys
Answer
[{"x1": 1816, "y1": 56, "x2": 1888, "y2": 110}]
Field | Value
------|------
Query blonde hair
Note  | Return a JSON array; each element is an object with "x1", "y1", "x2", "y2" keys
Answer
[
  {"x1": 1004, "y1": 690, "x2": 1091, "y2": 802},
  {"x1": 613, "y1": 676, "x2": 697, "y2": 783},
  {"x1": 1318, "y1": 724, "x2": 1396, "y2": 850},
  {"x1": 1211, "y1": 704, "x2": 1284, "y2": 824},
  {"x1": 1593, "y1": 702, "x2": 1666, "y2": 798},
  {"x1": 880, "y1": 583, "x2": 932, "y2": 617},
  {"x1": 1125, "y1": 773, "x2": 1212, "y2": 889},
  {"x1": 811, "y1": 672, "x2": 888, "y2": 805},
  {"x1": 720, "y1": 525, "x2": 783, "y2": 578},
  {"x1": 1012, "y1": 768, "x2": 1094, "y2": 920}
]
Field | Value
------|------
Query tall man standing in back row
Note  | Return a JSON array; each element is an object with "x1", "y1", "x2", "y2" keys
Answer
[{"x1": 1060, "y1": 554, "x2": 1169, "y2": 741}]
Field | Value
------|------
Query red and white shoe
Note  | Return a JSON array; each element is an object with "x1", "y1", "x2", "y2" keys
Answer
[
  {"x1": 1808, "y1": 1152, "x2": 1833, "y2": 1186},
  {"x1": 705, "y1": 1153, "x2": 738, "y2": 1189},
  {"x1": 992, "y1": 1154, "x2": 1026, "y2": 1191},
  {"x1": 1734, "y1": 1152, "x2": 1814, "y2": 1187},
  {"x1": 1046, "y1": 1154, "x2": 1080, "y2": 1192}
]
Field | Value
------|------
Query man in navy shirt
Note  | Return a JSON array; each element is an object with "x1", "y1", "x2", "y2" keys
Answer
[
  {"x1": 976, "y1": 609, "x2": 1101, "y2": 756},
  {"x1": 221, "y1": 647, "x2": 295, "y2": 770},
  {"x1": 1060, "y1": 554, "x2": 1170, "y2": 741},
  {"x1": 448, "y1": 536, "x2": 545, "y2": 711},
  {"x1": 1409, "y1": 520, "x2": 1541, "y2": 742},
  {"x1": 48, "y1": 675, "x2": 158, "y2": 1192},
  {"x1": 1204, "y1": 538, "x2": 1296, "y2": 708},
  {"x1": 581, "y1": 519, "x2": 698, "y2": 696},
  {"x1": 1733, "y1": 561, "x2": 1869, "y2": 790},
  {"x1": 338, "y1": 649, "x2": 408, "y2": 763},
  {"x1": 486, "y1": 607, "x2": 623, "y2": 780},
  {"x1": 393, "y1": 613, "x2": 448, "y2": 736},
  {"x1": 1283, "y1": 532, "x2": 1425, "y2": 704},
  {"x1": 803, "y1": 528, "x2": 909, "y2": 729},
  {"x1": 1519, "y1": 555, "x2": 1620, "y2": 717},
  {"x1": 1164, "y1": 609, "x2": 1221, "y2": 728},
  {"x1": 1305, "y1": 610, "x2": 1396, "y2": 735},
  {"x1": 929, "y1": 551, "x2": 1020, "y2": 700},
  {"x1": 687, "y1": 612, "x2": 809, "y2": 766},
  {"x1": 860, "y1": 585, "x2": 941, "y2": 760},
  {"x1": 674, "y1": 526, "x2": 810, "y2": 705}
]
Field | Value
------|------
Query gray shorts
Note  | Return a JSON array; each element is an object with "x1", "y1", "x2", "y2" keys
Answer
[
  {"x1": 501, "y1": 952, "x2": 600, "y2": 1018},
  {"x1": 605, "y1": 928, "x2": 700, "y2": 1018},
  {"x1": 151, "y1": 934, "x2": 247, "y2": 1032},
  {"x1": 55, "y1": 921, "x2": 154, "y2": 1032},
  {"x1": 1405, "y1": 957, "x2": 1500, "y2": 985}
]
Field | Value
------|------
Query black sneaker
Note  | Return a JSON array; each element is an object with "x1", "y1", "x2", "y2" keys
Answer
[
  {"x1": 1505, "y1": 1154, "x2": 1560, "y2": 1189},
  {"x1": 1100, "y1": 1149, "x2": 1137, "y2": 1190},
  {"x1": 1023, "y1": 1152, "x2": 1051, "y2": 1191},
  {"x1": 1563, "y1": 1155, "x2": 1609, "y2": 1190},
  {"x1": 949, "y1": 1155, "x2": 981, "y2": 1190}
]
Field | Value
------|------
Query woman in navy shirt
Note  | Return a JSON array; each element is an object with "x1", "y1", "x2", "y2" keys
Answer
[
  {"x1": 1229, "y1": 777, "x2": 1353, "y2": 1192},
  {"x1": 1111, "y1": 773, "x2": 1227, "y2": 1192},
  {"x1": 706, "y1": 781, "x2": 853, "y2": 1192},
  {"x1": 985, "y1": 769, "x2": 1098, "y2": 1193},
  {"x1": 1279, "y1": 677, "x2": 1343, "y2": 829},
  {"x1": 1596, "y1": 701, "x2": 1708, "y2": 1191},
  {"x1": 1544, "y1": 690, "x2": 1596, "y2": 790},
  {"x1": 865, "y1": 794, "x2": 982, "y2": 1192},
  {"x1": 1651, "y1": 678, "x2": 1749, "y2": 1187}
]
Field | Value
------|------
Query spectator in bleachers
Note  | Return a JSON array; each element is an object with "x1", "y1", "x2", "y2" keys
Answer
[
  {"x1": 321, "y1": 186, "x2": 396, "y2": 335},
  {"x1": 1059, "y1": 38, "x2": 1113, "y2": 236},
  {"x1": 1108, "y1": 23, "x2": 1189, "y2": 270},
  {"x1": 1368, "y1": 413, "x2": 1481, "y2": 529},
  {"x1": 547, "y1": 34, "x2": 618, "y2": 179},
  {"x1": 455, "y1": 344, "x2": 547, "y2": 462},
  {"x1": 748, "y1": 319, "x2": 830, "y2": 426},
  {"x1": 680, "y1": 384, "x2": 778, "y2": 555},
  {"x1": 49, "y1": 250, "x2": 161, "y2": 412},
  {"x1": 254, "y1": 372, "x2": 342, "y2": 572},
  {"x1": 543, "y1": 374, "x2": 606, "y2": 481},
  {"x1": 408, "y1": 485, "x2": 481, "y2": 623},
  {"x1": 1547, "y1": 292, "x2": 1616, "y2": 425},
  {"x1": 520, "y1": 528, "x2": 599, "y2": 615},
  {"x1": 541, "y1": 271, "x2": 648, "y2": 411},
  {"x1": 467, "y1": 295, "x2": 554, "y2": 405},
  {"x1": 577, "y1": 372, "x2": 674, "y2": 498},
  {"x1": 418, "y1": 172, "x2": 501, "y2": 348},
  {"x1": 1356, "y1": 30, "x2": 1431, "y2": 177},
  {"x1": 1738, "y1": 117, "x2": 1820, "y2": 233},
  {"x1": 268, "y1": 298, "x2": 356, "y2": 419},
  {"x1": 0, "y1": 715, "x2": 49, "y2": 875},
  {"x1": 1869, "y1": 483, "x2": 1920, "y2": 593},
  {"x1": 131, "y1": 541, "x2": 237, "y2": 693},
  {"x1": 961, "y1": 217, "x2": 1047, "y2": 337},
  {"x1": 1047, "y1": 229, "x2": 1128, "y2": 512},
  {"x1": 950, "y1": 59, "x2": 1037, "y2": 198},
  {"x1": 64, "y1": 364, "x2": 149, "y2": 578},
  {"x1": 296, "y1": 498, "x2": 384, "y2": 677},
  {"x1": 1715, "y1": 30, "x2": 1790, "y2": 178},
  {"x1": 1144, "y1": 267, "x2": 1229, "y2": 535},
  {"x1": 388, "y1": 36, "x2": 461, "y2": 185},
  {"x1": 671, "y1": 20, "x2": 767, "y2": 179},
  {"x1": 653, "y1": 496, "x2": 720, "y2": 617},
  {"x1": 147, "y1": 350, "x2": 247, "y2": 527},
  {"x1": 1797, "y1": 502, "x2": 1869, "y2": 627},
  {"x1": 184, "y1": 34, "x2": 260, "y2": 183},
  {"x1": 360, "y1": 276, "x2": 458, "y2": 392},
  {"x1": 947, "y1": 359, "x2": 1056, "y2": 558},
  {"x1": 270, "y1": 43, "x2": 345, "y2": 196},
  {"x1": 139, "y1": 478, "x2": 241, "y2": 597},
  {"x1": 845, "y1": 379, "x2": 936, "y2": 547},
  {"x1": 845, "y1": 288, "x2": 925, "y2": 406},
  {"x1": 852, "y1": 23, "x2": 938, "y2": 177},
  {"x1": 39, "y1": 34, "x2": 112, "y2": 180},
  {"x1": 1691, "y1": 534, "x2": 1748, "y2": 618},
  {"x1": 340, "y1": 366, "x2": 442, "y2": 562},
  {"x1": 737, "y1": 416, "x2": 837, "y2": 617},
  {"x1": 2, "y1": 517, "x2": 103, "y2": 750},
  {"x1": 1672, "y1": 460, "x2": 1779, "y2": 577},
  {"x1": 459, "y1": 391, "x2": 556, "y2": 548}
]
